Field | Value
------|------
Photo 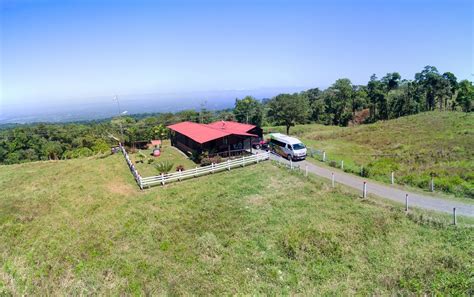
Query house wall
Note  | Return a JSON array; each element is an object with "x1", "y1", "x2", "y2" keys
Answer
[{"x1": 170, "y1": 131, "x2": 202, "y2": 155}]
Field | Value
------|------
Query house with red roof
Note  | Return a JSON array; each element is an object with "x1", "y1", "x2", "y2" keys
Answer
[{"x1": 167, "y1": 121, "x2": 262, "y2": 157}]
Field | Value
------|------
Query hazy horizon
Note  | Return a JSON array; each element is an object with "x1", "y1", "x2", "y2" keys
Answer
[{"x1": 0, "y1": 86, "x2": 305, "y2": 124}]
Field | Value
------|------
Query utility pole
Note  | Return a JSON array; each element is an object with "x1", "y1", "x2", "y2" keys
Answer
[
  {"x1": 114, "y1": 95, "x2": 125, "y2": 144},
  {"x1": 200, "y1": 100, "x2": 207, "y2": 123}
]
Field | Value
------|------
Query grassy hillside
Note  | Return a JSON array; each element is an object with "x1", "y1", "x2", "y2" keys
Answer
[
  {"x1": 267, "y1": 112, "x2": 474, "y2": 198},
  {"x1": 1, "y1": 155, "x2": 473, "y2": 295}
]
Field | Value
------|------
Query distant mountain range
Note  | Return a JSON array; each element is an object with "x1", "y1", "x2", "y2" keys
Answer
[{"x1": 0, "y1": 87, "x2": 303, "y2": 124}]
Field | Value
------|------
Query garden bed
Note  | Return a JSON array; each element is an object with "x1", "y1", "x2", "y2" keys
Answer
[{"x1": 128, "y1": 140, "x2": 196, "y2": 177}]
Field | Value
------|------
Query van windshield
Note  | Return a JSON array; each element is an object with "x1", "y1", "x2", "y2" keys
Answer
[{"x1": 292, "y1": 143, "x2": 305, "y2": 150}]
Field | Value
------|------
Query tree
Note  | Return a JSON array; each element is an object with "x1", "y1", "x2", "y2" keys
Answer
[
  {"x1": 310, "y1": 98, "x2": 325, "y2": 123},
  {"x1": 234, "y1": 96, "x2": 263, "y2": 126},
  {"x1": 456, "y1": 80, "x2": 474, "y2": 112},
  {"x1": 153, "y1": 124, "x2": 169, "y2": 141},
  {"x1": 443, "y1": 72, "x2": 458, "y2": 92},
  {"x1": 267, "y1": 93, "x2": 309, "y2": 134},
  {"x1": 176, "y1": 109, "x2": 199, "y2": 122},
  {"x1": 442, "y1": 72, "x2": 458, "y2": 110},
  {"x1": 351, "y1": 85, "x2": 368, "y2": 117},
  {"x1": 43, "y1": 141, "x2": 63, "y2": 160},
  {"x1": 387, "y1": 81, "x2": 420, "y2": 118},
  {"x1": 414, "y1": 65, "x2": 453, "y2": 111},
  {"x1": 217, "y1": 111, "x2": 236, "y2": 121},
  {"x1": 367, "y1": 74, "x2": 385, "y2": 120},
  {"x1": 302, "y1": 88, "x2": 323, "y2": 122},
  {"x1": 381, "y1": 72, "x2": 401, "y2": 91},
  {"x1": 322, "y1": 78, "x2": 354, "y2": 125}
]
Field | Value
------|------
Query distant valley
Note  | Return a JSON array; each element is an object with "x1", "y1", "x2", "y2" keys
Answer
[{"x1": 0, "y1": 87, "x2": 302, "y2": 124}]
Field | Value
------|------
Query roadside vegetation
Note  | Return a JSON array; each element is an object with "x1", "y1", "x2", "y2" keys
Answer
[
  {"x1": 267, "y1": 112, "x2": 474, "y2": 198},
  {"x1": 0, "y1": 156, "x2": 472, "y2": 295}
]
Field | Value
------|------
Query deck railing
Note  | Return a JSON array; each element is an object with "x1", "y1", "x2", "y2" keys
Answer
[{"x1": 207, "y1": 149, "x2": 251, "y2": 158}]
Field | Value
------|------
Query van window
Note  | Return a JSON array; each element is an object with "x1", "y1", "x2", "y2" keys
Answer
[
  {"x1": 270, "y1": 139, "x2": 285, "y2": 147},
  {"x1": 293, "y1": 143, "x2": 305, "y2": 150},
  {"x1": 287, "y1": 144, "x2": 292, "y2": 150}
]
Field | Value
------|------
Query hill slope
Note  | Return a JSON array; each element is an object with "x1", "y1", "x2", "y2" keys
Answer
[
  {"x1": 269, "y1": 112, "x2": 474, "y2": 198},
  {"x1": 0, "y1": 155, "x2": 472, "y2": 295}
]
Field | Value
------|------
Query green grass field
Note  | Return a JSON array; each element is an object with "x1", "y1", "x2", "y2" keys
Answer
[
  {"x1": 267, "y1": 112, "x2": 474, "y2": 198},
  {"x1": 1, "y1": 154, "x2": 472, "y2": 295}
]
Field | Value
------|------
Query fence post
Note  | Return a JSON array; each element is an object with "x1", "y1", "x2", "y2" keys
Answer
[
  {"x1": 362, "y1": 181, "x2": 367, "y2": 198},
  {"x1": 391, "y1": 172, "x2": 395, "y2": 185},
  {"x1": 195, "y1": 166, "x2": 198, "y2": 177},
  {"x1": 161, "y1": 173, "x2": 165, "y2": 185},
  {"x1": 405, "y1": 194, "x2": 408, "y2": 212},
  {"x1": 179, "y1": 169, "x2": 182, "y2": 181},
  {"x1": 242, "y1": 155, "x2": 245, "y2": 167},
  {"x1": 227, "y1": 159, "x2": 231, "y2": 171},
  {"x1": 211, "y1": 163, "x2": 214, "y2": 173},
  {"x1": 322, "y1": 151, "x2": 326, "y2": 162},
  {"x1": 341, "y1": 160, "x2": 344, "y2": 170},
  {"x1": 305, "y1": 165, "x2": 308, "y2": 177},
  {"x1": 331, "y1": 173, "x2": 335, "y2": 188},
  {"x1": 256, "y1": 153, "x2": 259, "y2": 163},
  {"x1": 430, "y1": 178, "x2": 435, "y2": 192},
  {"x1": 453, "y1": 208, "x2": 457, "y2": 225}
]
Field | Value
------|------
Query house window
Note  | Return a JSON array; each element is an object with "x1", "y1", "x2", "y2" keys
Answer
[{"x1": 223, "y1": 137, "x2": 228, "y2": 145}]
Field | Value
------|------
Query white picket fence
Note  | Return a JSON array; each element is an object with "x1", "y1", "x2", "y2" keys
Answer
[
  {"x1": 119, "y1": 143, "x2": 142, "y2": 188},
  {"x1": 140, "y1": 152, "x2": 270, "y2": 188}
]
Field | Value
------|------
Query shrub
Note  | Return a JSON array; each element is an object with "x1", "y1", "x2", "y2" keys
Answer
[
  {"x1": 147, "y1": 158, "x2": 155, "y2": 164},
  {"x1": 200, "y1": 157, "x2": 212, "y2": 167},
  {"x1": 366, "y1": 158, "x2": 399, "y2": 177},
  {"x1": 91, "y1": 140, "x2": 110, "y2": 154},
  {"x1": 155, "y1": 161, "x2": 174, "y2": 174},
  {"x1": 136, "y1": 151, "x2": 146, "y2": 163},
  {"x1": 210, "y1": 155, "x2": 222, "y2": 164},
  {"x1": 328, "y1": 160, "x2": 337, "y2": 168},
  {"x1": 360, "y1": 166, "x2": 370, "y2": 177},
  {"x1": 176, "y1": 164, "x2": 185, "y2": 171},
  {"x1": 63, "y1": 147, "x2": 93, "y2": 159},
  {"x1": 191, "y1": 151, "x2": 202, "y2": 162}
]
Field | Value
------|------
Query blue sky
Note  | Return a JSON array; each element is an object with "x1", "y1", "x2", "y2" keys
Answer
[{"x1": 1, "y1": 0, "x2": 473, "y2": 108}]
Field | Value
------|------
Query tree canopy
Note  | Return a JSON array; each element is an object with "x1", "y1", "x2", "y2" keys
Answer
[{"x1": 267, "y1": 93, "x2": 310, "y2": 134}]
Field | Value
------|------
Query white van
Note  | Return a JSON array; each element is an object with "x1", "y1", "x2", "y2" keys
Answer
[{"x1": 268, "y1": 133, "x2": 307, "y2": 161}]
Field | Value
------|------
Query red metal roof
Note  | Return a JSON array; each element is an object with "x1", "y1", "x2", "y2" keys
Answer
[
  {"x1": 206, "y1": 121, "x2": 256, "y2": 133},
  {"x1": 167, "y1": 121, "x2": 257, "y2": 144}
]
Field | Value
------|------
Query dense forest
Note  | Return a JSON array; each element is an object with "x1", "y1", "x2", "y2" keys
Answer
[{"x1": 1, "y1": 65, "x2": 472, "y2": 165}]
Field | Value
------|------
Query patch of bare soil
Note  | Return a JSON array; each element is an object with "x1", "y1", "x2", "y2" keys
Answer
[
  {"x1": 246, "y1": 194, "x2": 266, "y2": 206},
  {"x1": 106, "y1": 181, "x2": 135, "y2": 196}
]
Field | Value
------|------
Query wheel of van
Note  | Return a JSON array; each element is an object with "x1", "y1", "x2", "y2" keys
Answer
[{"x1": 287, "y1": 155, "x2": 292, "y2": 161}]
